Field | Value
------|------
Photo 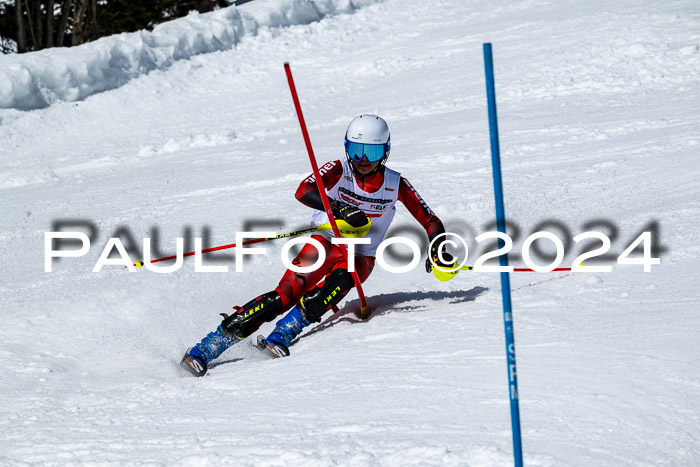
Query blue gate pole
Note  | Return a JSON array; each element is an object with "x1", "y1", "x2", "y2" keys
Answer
[{"x1": 483, "y1": 43, "x2": 524, "y2": 467}]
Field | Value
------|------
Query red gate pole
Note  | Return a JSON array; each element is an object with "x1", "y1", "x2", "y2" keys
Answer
[{"x1": 284, "y1": 63, "x2": 370, "y2": 319}]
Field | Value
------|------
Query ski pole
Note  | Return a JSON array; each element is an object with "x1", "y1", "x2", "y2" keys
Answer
[
  {"x1": 284, "y1": 62, "x2": 371, "y2": 319},
  {"x1": 429, "y1": 262, "x2": 574, "y2": 281},
  {"x1": 132, "y1": 223, "x2": 365, "y2": 268}
]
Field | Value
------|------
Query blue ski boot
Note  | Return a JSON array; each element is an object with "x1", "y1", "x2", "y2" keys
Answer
[
  {"x1": 263, "y1": 305, "x2": 310, "y2": 357},
  {"x1": 263, "y1": 269, "x2": 357, "y2": 357},
  {"x1": 181, "y1": 291, "x2": 285, "y2": 376},
  {"x1": 180, "y1": 325, "x2": 235, "y2": 377}
]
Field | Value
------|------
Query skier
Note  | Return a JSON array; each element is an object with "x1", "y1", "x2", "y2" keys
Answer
[{"x1": 181, "y1": 114, "x2": 453, "y2": 376}]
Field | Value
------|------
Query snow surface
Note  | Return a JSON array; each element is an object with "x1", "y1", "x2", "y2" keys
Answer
[{"x1": 1, "y1": 0, "x2": 699, "y2": 465}]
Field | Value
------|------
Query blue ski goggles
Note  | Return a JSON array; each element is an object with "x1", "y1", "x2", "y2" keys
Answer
[{"x1": 345, "y1": 141, "x2": 389, "y2": 163}]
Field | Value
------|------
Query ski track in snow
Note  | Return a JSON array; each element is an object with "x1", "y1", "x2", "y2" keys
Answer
[{"x1": 1, "y1": 0, "x2": 699, "y2": 464}]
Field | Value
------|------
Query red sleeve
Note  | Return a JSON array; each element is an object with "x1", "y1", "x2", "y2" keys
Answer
[
  {"x1": 398, "y1": 177, "x2": 445, "y2": 241},
  {"x1": 295, "y1": 160, "x2": 344, "y2": 209}
]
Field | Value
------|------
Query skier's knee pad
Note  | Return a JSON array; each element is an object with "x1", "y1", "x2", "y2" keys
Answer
[
  {"x1": 221, "y1": 291, "x2": 283, "y2": 340},
  {"x1": 299, "y1": 268, "x2": 354, "y2": 323}
]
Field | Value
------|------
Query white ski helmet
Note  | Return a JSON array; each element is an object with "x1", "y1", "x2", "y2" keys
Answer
[{"x1": 344, "y1": 114, "x2": 391, "y2": 167}]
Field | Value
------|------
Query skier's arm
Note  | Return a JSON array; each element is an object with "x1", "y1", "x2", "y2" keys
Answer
[
  {"x1": 295, "y1": 160, "x2": 369, "y2": 227},
  {"x1": 295, "y1": 160, "x2": 344, "y2": 210},
  {"x1": 398, "y1": 177, "x2": 445, "y2": 241},
  {"x1": 398, "y1": 178, "x2": 453, "y2": 268}
]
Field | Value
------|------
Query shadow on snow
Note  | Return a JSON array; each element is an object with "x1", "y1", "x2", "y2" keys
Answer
[
  {"x1": 208, "y1": 286, "x2": 488, "y2": 369},
  {"x1": 302, "y1": 286, "x2": 489, "y2": 340}
]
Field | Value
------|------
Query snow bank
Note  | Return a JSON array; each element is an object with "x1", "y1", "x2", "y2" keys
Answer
[{"x1": 0, "y1": 0, "x2": 380, "y2": 111}]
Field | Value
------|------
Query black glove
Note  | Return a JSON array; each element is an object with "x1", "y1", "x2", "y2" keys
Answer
[
  {"x1": 425, "y1": 240, "x2": 455, "y2": 272},
  {"x1": 330, "y1": 200, "x2": 369, "y2": 228}
]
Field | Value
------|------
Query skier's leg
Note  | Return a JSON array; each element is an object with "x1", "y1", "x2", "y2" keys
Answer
[
  {"x1": 265, "y1": 250, "x2": 375, "y2": 356},
  {"x1": 181, "y1": 236, "x2": 334, "y2": 376},
  {"x1": 222, "y1": 236, "x2": 341, "y2": 340},
  {"x1": 181, "y1": 291, "x2": 285, "y2": 376},
  {"x1": 273, "y1": 235, "x2": 337, "y2": 309}
]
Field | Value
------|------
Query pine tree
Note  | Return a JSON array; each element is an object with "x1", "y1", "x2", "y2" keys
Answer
[{"x1": 0, "y1": 0, "x2": 233, "y2": 54}]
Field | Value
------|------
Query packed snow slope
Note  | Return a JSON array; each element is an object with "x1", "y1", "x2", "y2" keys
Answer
[{"x1": 1, "y1": 0, "x2": 699, "y2": 465}]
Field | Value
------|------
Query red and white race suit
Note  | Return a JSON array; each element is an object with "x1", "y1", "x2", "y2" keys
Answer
[{"x1": 273, "y1": 159, "x2": 444, "y2": 310}]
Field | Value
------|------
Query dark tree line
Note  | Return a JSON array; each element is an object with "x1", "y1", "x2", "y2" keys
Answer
[{"x1": 0, "y1": 0, "x2": 232, "y2": 54}]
